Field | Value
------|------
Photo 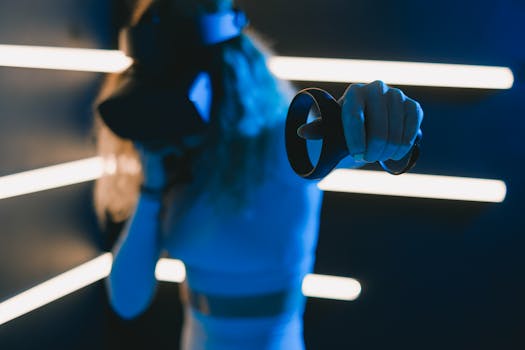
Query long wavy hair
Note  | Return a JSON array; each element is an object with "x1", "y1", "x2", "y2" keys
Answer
[{"x1": 92, "y1": 0, "x2": 295, "y2": 231}]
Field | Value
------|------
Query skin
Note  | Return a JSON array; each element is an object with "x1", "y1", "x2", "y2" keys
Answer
[{"x1": 340, "y1": 80, "x2": 423, "y2": 162}]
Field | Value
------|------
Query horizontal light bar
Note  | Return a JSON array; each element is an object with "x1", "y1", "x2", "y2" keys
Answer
[
  {"x1": 268, "y1": 56, "x2": 514, "y2": 89},
  {"x1": 154, "y1": 260, "x2": 362, "y2": 300},
  {"x1": 0, "y1": 44, "x2": 513, "y2": 89},
  {"x1": 0, "y1": 158, "x2": 507, "y2": 203},
  {"x1": 0, "y1": 157, "x2": 109, "y2": 200},
  {"x1": 302, "y1": 274, "x2": 361, "y2": 301},
  {"x1": 0, "y1": 254, "x2": 360, "y2": 326},
  {"x1": 318, "y1": 169, "x2": 507, "y2": 202},
  {"x1": 155, "y1": 258, "x2": 186, "y2": 283},
  {"x1": 0, "y1": 44, "x2": 132, "y2": 73},
  {"x1": 0, "y1": 253, "x2": 112, "y2": 326}
]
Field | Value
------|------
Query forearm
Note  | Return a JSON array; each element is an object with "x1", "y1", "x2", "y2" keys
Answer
[{"x1": 107, "y1": 193, "x2": 163, "y2": 319}]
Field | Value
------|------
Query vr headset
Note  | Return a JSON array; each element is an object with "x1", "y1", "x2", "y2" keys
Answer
[{"x1": 97, "y1": 0, "x2": 248, "y2": 147}]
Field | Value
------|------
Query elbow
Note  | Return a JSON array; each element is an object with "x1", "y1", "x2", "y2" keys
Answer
[
  {"x1": 109, "y1": 299, "x2": 148, "y2": 320},
  {"x1": 106, "y1": 266, "x2": 157, "y2": 320},
  {"x1": 107, "y1": 290, "x2": 147, "y2": 320}
]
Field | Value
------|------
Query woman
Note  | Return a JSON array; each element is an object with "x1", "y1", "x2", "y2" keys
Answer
[{"x1": 93, "y1": 0, "x2": 423, "y2": 348}]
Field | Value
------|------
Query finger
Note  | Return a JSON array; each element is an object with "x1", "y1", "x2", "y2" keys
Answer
[
  {"x1": 392, "y1": 97, "x2": 423, "y2": 160},
  {"x1": 381, "y1": 88, "x2": 406, "y2": 161},
  {"x1": 340, "y1": 83, "x2": 366, "y2": 161},
  {"x1": 297, "y1": 118, "x2": 324, "y2": 140},
  {"x1": 363, "y1": 80, "x2": 389, "y2": 162}
]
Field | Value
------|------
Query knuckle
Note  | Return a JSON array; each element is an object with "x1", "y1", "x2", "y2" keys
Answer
[
  {"x1": 365, "y1": 80, "x2": 389, "y2": 100},
  {"x1": 405, "y1": 97, "x2": 421, "y2": 111},
  {"x1": 346, "y1": 83, "x2": 365, "y2": 93},
  {"x1": 388, "y1": 87, "x2": 404, "y2": 99},
  {"x1": 370, "y1": 79, "x2": 385, "y2": 87},
  {"x1": 405, "y1": 99, "x2": 424, "y2": 120},
  {"x1": 340, "y1": 94, "x2": 353, "y2": 112},
  {"x1": 342, "y1": 84, "x2": 364, "y2": 102},
  {"x1": 372, "y1": 80, "x2": 387, "y2": 91}
]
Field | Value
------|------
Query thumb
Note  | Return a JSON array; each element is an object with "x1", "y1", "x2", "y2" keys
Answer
[{"x1": 297, "y1": 118, "x2": 324, "y2": 140}]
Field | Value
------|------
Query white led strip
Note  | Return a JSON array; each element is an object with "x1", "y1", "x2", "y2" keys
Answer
[
  {"x1": 0, "y1": 157, "x2": 108, "y2": 200},
  {"x1": 155, "y1": 258, "x2": 186, "y2": 283},
  {"x1": 302, "y1": 274, "x2": 361, "y2": 301},
  {"x1": 154, "y1": 258, "x2": 361, "y2": 300},
  {"x1": 0, "y1": 44, "x2": 514, "y2": 89},
  {"x1": 0, "y1": 45, "x2": 132, "y2": 73},
  {"x1": 318, "y1": 169, "x2": 507, "y2": 203},
  {"x1": 0, "y1": 253, "x2": 113, "y2": 326},
  {"x1": 0, "y1": 157, "x2": 507, "y2": 202},
  {"x1": 268, "y1": 56, "x2": 514, "y2": 89},
  {"x1": 0, "y1": 254, "x2": 361, "y2": 326}
]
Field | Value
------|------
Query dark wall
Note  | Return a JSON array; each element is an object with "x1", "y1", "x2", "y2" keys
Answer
[
  {"x1": 0, "y1": 0, "x2": 112, "y2": 348},
  {"x1": 1, "y1": 1, "x2": 524, "y2": 349}
]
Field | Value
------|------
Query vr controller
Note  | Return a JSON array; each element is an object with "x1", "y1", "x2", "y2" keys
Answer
[{"x1": 285, "y1": 88, "x2": 422, "y2": 179}]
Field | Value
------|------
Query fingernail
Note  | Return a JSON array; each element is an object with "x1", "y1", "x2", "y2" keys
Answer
[{"x1": 352, "y1": 153, "x2": 365, "y2": 162}]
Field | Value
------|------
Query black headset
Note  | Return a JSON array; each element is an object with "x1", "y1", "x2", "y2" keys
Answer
[{"x1": 97, "y1": 0, "x2": 248, "y2": 147}]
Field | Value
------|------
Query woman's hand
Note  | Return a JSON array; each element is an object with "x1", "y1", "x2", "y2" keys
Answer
[{"x1": 339, "y1": 80, "x2": 423, "y2": 163}]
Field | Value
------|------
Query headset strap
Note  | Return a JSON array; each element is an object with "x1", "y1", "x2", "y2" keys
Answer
[
  {"x1": 119, "y1": 8, "x2": 248, "y2": 61},
  {"x1": 198, "y1": 9, "x2": 248, "y2": 45}
]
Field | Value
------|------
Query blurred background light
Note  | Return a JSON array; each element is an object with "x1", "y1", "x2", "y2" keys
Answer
[
  {"x1": 0, "y1": 1, "x2": 522, "y2": 348},
  {"x1": 0, "y1": 253, "x2": 112, "y2": 326},
  {"x1": 0, "y1": 45, "x2": 513, "y2": 89},
  {"x1": 0, "y1": 44, "x2": 131, "y2": 72},
  {"x1": 155, "y1": 258, "x2": 186, "y2": 283},
  {"x1": 268, "y1": 56, "x2": 514, "y2": 89},
  {"x1": 0, "y1": 158, "x2": 506, "y2": 203},
  {"x1": 318, "y1": 169, "x2": 507, "y2": 202},
  {"x1": 0, "y1": 255, "x2": 361, "y2": 326},
  {"x1": 0, "y1": 157, "x2": 108, "y2": 200},
  {"x1": 302, "y1": 274, "x2": 362, "y2": 301}
]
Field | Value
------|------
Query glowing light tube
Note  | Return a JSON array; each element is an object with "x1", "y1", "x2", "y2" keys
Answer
[
  {"x1": 0, "y1": 44, "x2": 132, "y2": 73},
  {"x1": 0, "y1": 44, "x2": 514, "y2": 89},
  {"x1": 318, "y1": 169, "x2": 507, "y2": 202},
  {"x1": 0, "y1": 157, "x2": 108, "y2": 200},
  {"x1": 0, "y1": 254, "x2": 361, "y2": 326},
  {"x1": 0, "y1": 157, "x2": 507, "y2": 203},
  {"x1": 268, "y1": 56, "x2": 514, "y2": 89},
  {"x1": 302, "y1": 274, "x2": 361, "y2": 301},
  {"x1": 0, "y1": 253, "x2": 113, "y2": 326},
  {"x1": 155, "y1": 258, "x2": 187, "y2": 283}
]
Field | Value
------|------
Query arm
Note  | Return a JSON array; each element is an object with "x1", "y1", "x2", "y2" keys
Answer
[
  {"x1": 106, "y1": 144, "x2": 170, "y2": 319},
  {"x1": 107, "y1": 193, "x2": 163, "y2": 319}
]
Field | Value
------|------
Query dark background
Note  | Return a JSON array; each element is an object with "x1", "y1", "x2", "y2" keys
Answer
[{"x1": 0, "y1": 0, "x2": 524, "y2": 349}]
